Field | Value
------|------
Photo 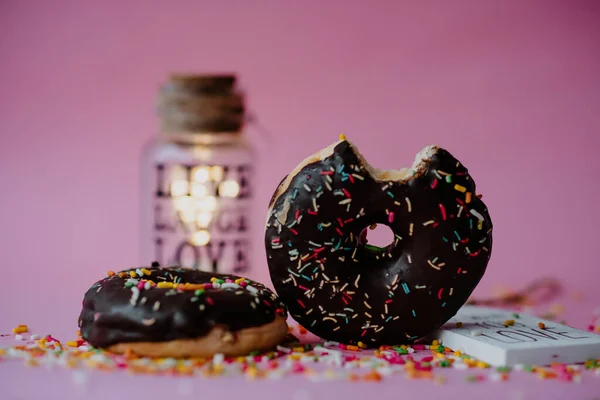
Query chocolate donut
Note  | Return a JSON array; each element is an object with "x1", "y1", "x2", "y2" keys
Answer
[
  {"x1": 79, "y1": 263, "x2": 288, "y2": 357},
  {"x1": 265, "y1": 137, "x2": 493, "y2": 346}
]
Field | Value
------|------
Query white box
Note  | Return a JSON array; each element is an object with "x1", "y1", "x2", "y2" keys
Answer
[{"x1": 426, "y1": 306, "x2": 600, "y2": 366}]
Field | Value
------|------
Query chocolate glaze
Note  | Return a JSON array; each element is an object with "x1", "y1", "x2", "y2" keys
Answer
[
  {"x1": 79, "y1": 265, "x2": 287, "y2": 349},
  {"x1": 265, "y1": 140, "x2": 493, "y2": 346}
]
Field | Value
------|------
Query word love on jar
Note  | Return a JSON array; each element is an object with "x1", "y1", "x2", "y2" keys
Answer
[{"x1": 152, "y1": 163, "x2": 252, "y2": 273}]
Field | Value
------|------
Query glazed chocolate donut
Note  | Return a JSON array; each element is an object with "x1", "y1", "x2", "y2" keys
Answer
[
  {"x1": 265, "y1": 137, "x2": 493, "y2": 346},
  {"x1": 79, "y1": 263, "x2": 288, "y2": 357}
]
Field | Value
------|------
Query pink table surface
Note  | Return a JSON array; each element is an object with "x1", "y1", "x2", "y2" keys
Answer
[{"x1": 1, "y1": 287, "x2": 599, "y2": 400}]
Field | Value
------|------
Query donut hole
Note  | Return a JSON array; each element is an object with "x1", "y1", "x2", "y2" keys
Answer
[{"x1": 360, "y1": 224, "x2": 394, "y2": 251}]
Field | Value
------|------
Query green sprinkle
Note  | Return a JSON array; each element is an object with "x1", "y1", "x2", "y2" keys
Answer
[
  {"x1": 445, "y1": 175, "x2": 452, "y2": 183},
  {"x1": 512, "y1": 313, "x2": 520, "y2": 319},
  {"x1": 496, "y1": 366, "x2": 511, "y2": 373},
  {"x1": 195, "y1": 289, "x2": 204, "y2": 296}
]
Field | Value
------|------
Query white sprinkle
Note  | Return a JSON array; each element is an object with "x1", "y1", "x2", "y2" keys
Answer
[
  {"x1": 213, "y1": 353, "x2": 224, "y2": 365},
  {"x1": 135, "y1": 268, "x2": 144, "y2": 277},
  {"x1": 470, "y1": 209, "x2": 484, "y2": 221},
  {"x1": 409, "y1": 223, "x2": 414, "y2": 236},
  {"x1": 405, "y1": 197, "x2": 412, "y2": 212},
  {"x1": 126, "y1": 278, "x2": 139, "y2": 285},
  {"x1": 246, "y1": 285, "x2": 259, "y2": 294},
  {"x1": 471, "y1": 330, "x2": 483, "y2": 336},
  {"x1": 338, "y1": 198, "x2": 352, "y2": 205},
  {"x1": 422, "y1": 220, "x2": 435, "y2": 226},
  {"x1": 427, "y1": 260, "x2": 441, "y2": 270},
  {"x1": 220, "y1": 283, "x2": 241, "y2": 290},
  {"x1": 277, "y1": 345, "x2": 292, "y2": 353},
  {"x1": 30, "y1": 334, "x2": 40, "y2": 340},
  {"x1": 15, "y1": 334, "x2": 24, "y2": 341},
  {"x1": 142, "y1": 318, "x2": 156, "y2": 326},
  {"x1": 407, "y1": 254, "x2": 412, "y2": 263},
  {"x1": 153, "y1": 301, "x2": 161, "y2": 311},
  {"x1": 303, "y1": 184, "x2": 312, "y2": 192},
  {"x1": 354, "y1": 274, "x2": 361, "y2": 288},
  {"x1": 130, "y1": 287, "x2": 140, "y2": 306}
]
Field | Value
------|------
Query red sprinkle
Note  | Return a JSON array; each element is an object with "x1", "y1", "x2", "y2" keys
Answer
[
  {"x1": 342, "y1": 188, "x2": 351, "y2": 198},
  {"x1": 388, "y1": 212, "x2": 394, "y2": 223},
  {"x1": 290, "y1": 228, "x2": 299, "y2": 235},
  {"x1": 439, "y1": 204, "x2": 447, "y2": 220},
  {"x1": 206, "y1": 297, "x2": 215, "y2": 305},
  {"x1": 336, "y1": 228, "x2": 344, "y2": 236},
  {"x1": 438, "y1": 288, "x2": 444, "y2": 300},
  {"x1": 348, "y1": 174, "x2": 355, "y2": 183},
  {"x1": 320, "y1": 171, "x2": 334, "y2": 175},
  {"x1": 431, "y1": 179, "x2": 438, "y2": 189},
  {"x1": 297, "y1": 300, "x2": 306, "y2": 308}
]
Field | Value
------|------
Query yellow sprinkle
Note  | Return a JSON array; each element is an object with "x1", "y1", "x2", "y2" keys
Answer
[
  {"x1": 141, "y1": 268, "x2": 151, "y2": 276},
  {"x1": 118, "y1": 272, "x2": 127, "y2": 278},
  {"x1": 66, "y1": 341, "x2": 79, "y2": 347},
  {"x1": 503, "y1": 319, "x2": 515, "y2": 327},
  {"x1": 400, "y1": 345, "x2": 407, "y2": 350},
  {"x1": 346, "y1": 345, "x2": 360, "y2": 351},
  {"x1": 107, "y1": 270, "x2": 115, "y2": 277},
  {"x1": 0, "y1": 349, "x2": 5, "y2": 356},
  {"x1": 157, "y1": 282, "x2": 173, "y2": 289},
  {"x1": 454, "y1": 184, "x2": 467, "y2": 193},
  {"x1": 357, "y1": 341, "x2": 367, "y2": 349},
  {"x1": 129, "y1": 271, "x2": 137, "y2": 278},
  {"x1": 538, "y1": 322, "x2": 546, "y2": 329},
  {"x1": 465, "y1": 192, "x2": 472, "y2": 203},
  {"x1": 431, "y1": 340, "x2": 439, "y2": 346},
  {"x1": 435, "y1": 353, "x2": 445, "y2": 359},
  {"x1": 234, "y1": 278, "x2": 245, "y2": 284},
  {"x1": 12, "y1": 325, "x2": 28, "y2": 334},
  {"x1": 454, "y1": 350, "x2": 462, "y2": 357},
  {"x1": 293, "y1": 346, "x2": 305, "y2": 353},
  {"x1": 210, "y1": 277, "x2": 218, "y2": 283},
  {"x1": 455, "y1": 322, "x2": 463, "y2": 328},
  {"x1": 476, "y1": 361, "x2": 490, "y2": 368},
  {"x1": 339, "y1": 133, "x2": 347, "y2": 141}
]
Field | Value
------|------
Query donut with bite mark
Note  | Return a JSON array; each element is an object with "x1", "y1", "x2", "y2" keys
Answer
[{"x1": 265, "y1": 136, "x2": 493, "y2": 346}]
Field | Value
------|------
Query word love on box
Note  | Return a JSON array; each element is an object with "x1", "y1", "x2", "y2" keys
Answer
[{"x1": 427, "y1": 306, "x2": 600, "y2": 366}]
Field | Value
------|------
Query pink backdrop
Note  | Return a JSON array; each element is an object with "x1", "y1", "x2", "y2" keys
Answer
[{"x1": 1, "y1": 0, "x2": 599, "y2": 330}]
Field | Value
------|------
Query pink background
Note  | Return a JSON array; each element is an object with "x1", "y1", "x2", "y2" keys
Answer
[{"x1": 1, "y1": 0, "x2": 600, "y2": 330}]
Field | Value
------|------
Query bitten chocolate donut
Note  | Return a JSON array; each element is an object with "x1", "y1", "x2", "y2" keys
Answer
[
  {"x1": 79, "y1": 263, "x2": 288, "y2": 357},
  {"x1": 265, "y1": 136, "x2": 492, "y2": 346}
]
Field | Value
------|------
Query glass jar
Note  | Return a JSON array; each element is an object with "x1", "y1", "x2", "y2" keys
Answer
[{"x1": 140, "y1": 75, "x2": 254, "y2": 274}]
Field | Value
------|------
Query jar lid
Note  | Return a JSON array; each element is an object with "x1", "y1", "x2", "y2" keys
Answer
[{"x1": 157, "y1": 74, "x2": 245, "y2": 134}]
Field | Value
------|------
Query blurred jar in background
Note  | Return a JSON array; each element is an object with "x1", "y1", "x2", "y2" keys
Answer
[{"x1": 141, "y1": 74, "x2": 253, "y2": 273}]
